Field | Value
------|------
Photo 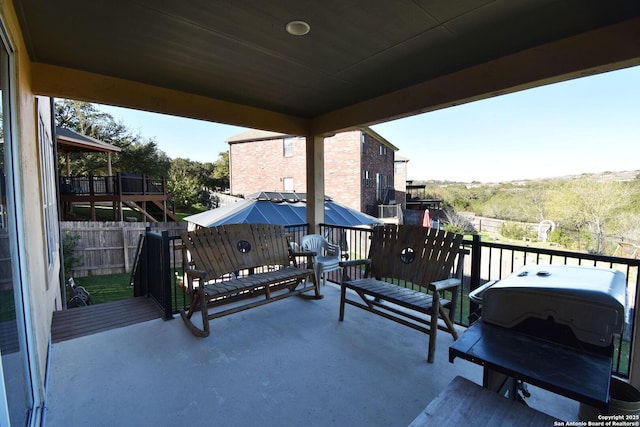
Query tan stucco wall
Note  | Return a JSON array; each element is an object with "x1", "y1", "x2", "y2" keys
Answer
[{"x1": 1, "y1": 0, "x2": 62, "y2": 395}]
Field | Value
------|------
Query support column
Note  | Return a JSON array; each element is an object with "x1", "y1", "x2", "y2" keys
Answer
[
  {"x1": 106, "y1": 152, "x2": 113, "y2": 176},
  {"x1": 305, "y1": 134, "x2": 325, "y2": 234},
  {"x1": 64, "y1": 151, "x2": 71, "y2": 216},
  {"x1": 106, "y1": 151, "x2": 114, "y2": 195},
  {"x1": 65, "y1": 152, "x2": 71, "y2": 176}
]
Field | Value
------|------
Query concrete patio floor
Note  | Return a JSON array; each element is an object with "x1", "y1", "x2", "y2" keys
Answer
[{"x1": 43, "y1": 283, "x2": 579, "y2": 426}]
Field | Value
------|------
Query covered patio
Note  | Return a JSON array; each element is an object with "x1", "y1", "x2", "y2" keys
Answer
[{"x1": 44, "y1": 283, "x2": 577, "y2": 426}]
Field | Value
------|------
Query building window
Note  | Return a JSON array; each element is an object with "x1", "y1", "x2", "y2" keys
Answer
[
  {"x1": 395, "y1": 162, "x2": 403, "y2": 173},
  {"x1": 379, "y1": 145, "x2": 387, "y2": 156},
  {"x1": 362, "y1": 170, "x2": 370, "y2": 187},
  {"x1": 283, "y1": 137, "x2": 293, "y2": 157},
  {"x1": 283, "y1": 177, "x2": 294, "y2": 192},
  {"x1": 39, "y1": 108, "x2": 59, "y2": 272},
  {"x1": 361, "y1": 133, "x2": 366, "y2": 153}
]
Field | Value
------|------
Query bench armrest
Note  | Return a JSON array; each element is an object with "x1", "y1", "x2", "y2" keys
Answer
[
  {"x1": 291, "y1": 249, "x2": 316, "y2": 257},
  {"x1": 289, "y1": 249, "x2": 315, "y2": 268},
  {"x1": 185, "y1": 268, "x2": 208, "y2": 282},
  {"x1": 185, "y1": 269, "x2": 207, "y2": 291},
  {"x1": 182, "y1": 268, "x2": 208, "y2": 293},
  {"x1": 429, "y1": 278, "x2": 461, "y2": 292},
  {"x1": 339, "y1": 258, "x2": 371, "y2": 268}
]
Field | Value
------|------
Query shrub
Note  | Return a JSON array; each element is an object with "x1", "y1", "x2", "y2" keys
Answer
[
  {"x1": 442, "y1": 224, "x2": 466, "y2": 234},
  {"x1": 441, "y1": 207, "x2": 476, "y2": 234},
  {"x1": 499, "y1": 222, "x2": 534, "y2": 240},
  {"x1": 548, "y1": 227, "x2": 594, "y2": 251},
  {"x1": 62, "y1": 231, "x2": 82, "y2": 279}
]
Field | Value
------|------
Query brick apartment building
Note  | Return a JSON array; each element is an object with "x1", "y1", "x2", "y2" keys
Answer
[{"x1": 227, "y1": 128, "x2": 400, "y2": 217}]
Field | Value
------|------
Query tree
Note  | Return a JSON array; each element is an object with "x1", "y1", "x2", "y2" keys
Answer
[
  {"x1": 416, "y1": 172, "x2": 640, "y2": 254},
  {"x1": 212, "y1": 151, "x2": 230, "y2": 188},
  {"x1": 116, "y1": 137, "x2": 171, "y2": 177},
  {"x1": 55, "y1": 99, "x2": 170, "y2": 177},
  {"x1": 167, "y1": 158, "x2": 205, "y2": 209},
  {"x1": 545, "y1": 177, "x2": 630, "y2": 254},
  {"x1": 520, "y1": 183, "x2": 550, "y2": 223},
  {"x1": 56, "y1": 100, "x2": 234, "y2": 211}
]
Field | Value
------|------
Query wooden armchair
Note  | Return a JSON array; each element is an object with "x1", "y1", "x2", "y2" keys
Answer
[{"x1": 339, "y1": 224, "x2": 465, "y2": 363}]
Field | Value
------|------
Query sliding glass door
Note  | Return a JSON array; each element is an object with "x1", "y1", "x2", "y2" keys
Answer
[{"x1": 0, "y1": 21, "x2": 35, "y2": 426}]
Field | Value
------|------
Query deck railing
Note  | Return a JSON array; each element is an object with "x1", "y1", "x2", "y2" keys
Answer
[
  {"x1": 138, "y1": 223, "x2": 638, "y2": 378},
  {"x1": 132, "y1": 230, "x2": 174, "y2": 320},
  {"x1": 59, "y1": 172, "x2": 165, "y2": 197}
]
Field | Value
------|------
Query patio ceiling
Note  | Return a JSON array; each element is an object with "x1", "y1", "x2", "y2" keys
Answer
[{"x1": 14, "y1": 1, "x2": 640, "y2": 135}]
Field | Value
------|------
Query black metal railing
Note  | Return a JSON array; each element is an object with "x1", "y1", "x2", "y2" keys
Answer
[
  {"x1": 138, "y1": 223, "x2": 639, "y2": 378},
  {"x1": 132, "y1": 229, "x2": 174, "y2": 320},
  {"x1": 59, "y1": 173, "x2": 165, "y2": 197},
  {"x1": 282, "y1": 224, "x2": 310, "y2": 251}
]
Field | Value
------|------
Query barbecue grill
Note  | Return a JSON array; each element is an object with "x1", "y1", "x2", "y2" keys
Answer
[
  {"x1": 474, "y1": 265, "x2": 627, "y2": 352},
  {"x1": 452, "y1": 265, "x2": 629, "y2": 409}
]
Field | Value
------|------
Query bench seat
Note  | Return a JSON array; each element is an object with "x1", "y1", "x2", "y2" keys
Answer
[
  {"x1": 202, "y1": 266, "x2": 313, "y2": 298},
  {"x1": 342, "y1": 278, "x2": 453, "y2": 316}
]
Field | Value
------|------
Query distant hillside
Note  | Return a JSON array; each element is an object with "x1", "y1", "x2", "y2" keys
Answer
[
  {"x1": 504, "y1": 170, "x2": 640, "y2": 185},
  {"x1": 413, "y1": 170, "x2": 640, "y2": 255},
  {"x1": 414, "y1": 170, "x2": 640, "y2": 187}
]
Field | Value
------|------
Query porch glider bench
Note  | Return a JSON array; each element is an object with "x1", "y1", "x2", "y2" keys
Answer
[
  {"x1": 180, "y1": 223, "x2": 322, "y2": 337},
  {"x1": 339, "y1": 224, "x2": 465, "y2": 363}
]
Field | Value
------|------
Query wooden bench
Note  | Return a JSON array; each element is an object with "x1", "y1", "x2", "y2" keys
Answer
[
  {"x1": 180, "y1": 223, "x2": 322, "y2": 337},
  {"x1": 339, "y1": 224, "x2": 465, "y2": 363},
  {"x1": 408, "y1": 376, "x2": 558, "y2": 426}
]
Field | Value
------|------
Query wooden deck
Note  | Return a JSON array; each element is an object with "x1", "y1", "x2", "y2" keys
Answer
[{"x1": 51, "y1": 297, "x2": 165, "y2": 343}]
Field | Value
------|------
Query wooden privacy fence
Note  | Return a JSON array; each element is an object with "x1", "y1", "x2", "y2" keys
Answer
[
  {"x1": 459, "y1": 214, "x2": 540, "y2": 236},
  {"x1": 61, "y1": 221, "x2": 187, "y2": 277}
]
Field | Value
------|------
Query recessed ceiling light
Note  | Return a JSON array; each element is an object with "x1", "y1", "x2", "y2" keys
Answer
[{"x1": 286, "y1": 20, "x2": 310, "y2": 36}]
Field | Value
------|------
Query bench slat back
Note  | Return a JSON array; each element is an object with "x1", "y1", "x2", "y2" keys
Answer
[
  {"x1": 367, "y1": 224, "x2": 463, "y2": 287},
  {"x1": 181, "y1": 223, "x2": 292, "y2": 279}
]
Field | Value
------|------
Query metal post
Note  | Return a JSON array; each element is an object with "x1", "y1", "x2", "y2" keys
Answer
[
  {"x1": 161, "y1": 230, "x2": 174, "y2": 319},
  {"x1": 469, "y1": 234, "x2": 482, "y2": 321}
]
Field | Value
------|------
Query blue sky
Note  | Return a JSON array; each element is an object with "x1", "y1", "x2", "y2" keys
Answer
[{"x1": 97, "y1": 65, "x2": 640, "y2": 183}]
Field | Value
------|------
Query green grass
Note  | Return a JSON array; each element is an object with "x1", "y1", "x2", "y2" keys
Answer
[
  {"x1": 67, "y1": 204, "x2": 143, "y2": 221},
  {"x1": 174, "y1": 205, "x2": 206, "y2": 221},
  {"x1": 72, "y1": 270, "x2": 189, "y2": 307},
  {"x1": 67, "y1": 203, "x2": 203, "y2": 222},
  {"x1": 73, "y1": 273, "x2": 133, "y2": 304}
]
